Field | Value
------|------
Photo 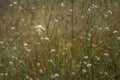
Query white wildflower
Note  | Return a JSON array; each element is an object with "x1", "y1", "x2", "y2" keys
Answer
[
  {"x1": 35, "y1": 25, "x2": 45, "y2": 35},
  {"x1": 44, "y1": 37, "x2": 49, "y2": 41},
  {"x1": 37, "y1": 62, "x2": 40, "y2": 66},
  {"x1": 31, "y1": 6, "x2": 36, "y2": 10},
  {"x1": 87, "y1": 63, "x2": 92, "y2": 67},
  {"x1": 48, "y1": 59, "x2": 53, "y2": 63},
  {"x1": 29, "y1": 78, "x2": 33, "y2": 80},
  {"x1": 11, "y1": 27, "x2": 15, "y2": 30},
  {"x1": 50, "y1": 49, "x2": 56, "y2": 53},
  {"x1": 104, "y1": 72, "x2": 108, "y2": 75},
  {"x1": 26, "y1": 76, "x2": 29, "y2": 79},
  {"x1": 51, "y1": 73, "x2": 59, "y2": 79},
  {"x1": 24, "y1": 43, "x2": 28, "y2": 46},
  {"x1": 61, "y1": 3, "x2": 64, "y2": 7},
  {"x1": 113, "y1": 30, "x2": 118, "y2": 34},
  {"x1": 54, "y1": 19, "x2": 58, "y2": 22},
  {"x1": 9, "y1": 61, "x2": 13, "y2": 65},
  {"x1": 108, "y1": 10, "x2": 112, "y2": 14},
  {"x1": 82, "y1": 69, "x2": 87, "y2": 73},
  {"x1": 92, "y1": 44, "x2": 97, "y2": 47},
  {"x1": 39, "y1": 69, "x2": 43, "y2": 74},
  {"x1": 88, "y1": 8, "x2": 91, "y2": 12},
  {"x1": 9, "y1": 4, "x2": 13, "y2": 7},
  {"x1": 104, "y1": 53, "x2": 109, "y2": 57},
  {"x1": 83, "y1": 61, "x2": 87, "y2": 65},
  {"x1": 117, "y1": 36, "x2": 120, "y2": 40},
  {"x1": 84, "y1": 56, "x2": 89, "y2": 59},
  {"x1": 95, "y1": 56, "x2": 100, "y2": 61},
  {"x1": 5, "y1": 73, "x2": 8, "y2": 76},
  {"x1": 13, "y1": 1, "x2": 18, "y2": 5},
  {"x1": 105, "y1": 27, "x2": 110, "y2": 30}
]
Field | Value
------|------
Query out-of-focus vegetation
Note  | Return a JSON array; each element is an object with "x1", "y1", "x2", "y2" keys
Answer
[{"x1": 0, "y1": 0, "x2": 120, "y2": 80}]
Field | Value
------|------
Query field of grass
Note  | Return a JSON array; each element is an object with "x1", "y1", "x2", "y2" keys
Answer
[{"x1": 0, "y1": 0, "x2": 120, "y2": 80}]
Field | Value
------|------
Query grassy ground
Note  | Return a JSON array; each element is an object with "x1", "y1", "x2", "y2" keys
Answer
[{"x1": 0, "y1": 0, "x2": 120, "y2": 80}]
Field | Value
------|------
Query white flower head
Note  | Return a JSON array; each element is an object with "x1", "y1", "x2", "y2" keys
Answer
[
  {"x1": 104, "y1": 27, "x2": 110, "y2": 30},
  {"x1": 84, "y1": 56, "x2": 89, "y2": 59},
  {"x1": 39, "y1": 69, "x2": 43, "y2": 74},
  {"x1": 51, "y1": 73, "x2": 59, "y2": 79},
  {"x1": 87, "y1": 63, "x2": 92, "y2": 67},
  {"x1": 104, "y1": 53, "x2": 109, "y2": 57},
  {"x1": 50, "y1": 49, "x2": 56, "y2": 53},
  {"x1": 82, "y1": 69, "x2": 87, "y2": 73},
  {"x1": 35, "y1": 25, "x2": 45, "y2": 35},
  {"x1": 44, "y1": 37, "x2": 50, "y2": 41},
  {"x1": 61, "y1": 3, "x2": 65, "y2": 7},
  {"x1": 113, "y1": 30, "x2": 118, "y2": 34},
  {"x1": 117, "y1": 36, "x2": 120, "y2": 40},
  {"x1": 13, "y1": 1, "x2": 18, "y2": 5}
]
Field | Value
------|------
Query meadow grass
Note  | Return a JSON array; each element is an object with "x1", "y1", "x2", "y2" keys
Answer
[{"x1": 0, "y1": 0, "x2": 120, "y2": 80}]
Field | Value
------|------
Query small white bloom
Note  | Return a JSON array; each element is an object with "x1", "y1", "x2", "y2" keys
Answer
[
  {"x1": 48, "y1": 59, "x2": 53, "y2": 63},
  {"x1": 51, "y1": 73, "x2": 59, "y2": 78},
  {"x1": 5, "y1": 73, "x2": 8, "y2": 76},
  {"x1": 104, "y1": 14, "x2": 108, "y2": 18},
  {"x1": 29, "y1": 78, "x2": 33, "y2": 80},
  {"x1": 83, "y1": 61, "x2": 87, "y2": 64},
  {"x1": 99, "y1": 41, "x2": 103, "y2": 43},
  {"x1": 50, "y1": 49, "x2": 56, "y2": 53},
  {"x1": 9, "y1": 4, "x2": 13, "y2": 7},
  {"x1": 117, "y1": 36, "x2": 120, "y2": 40},
  {"x1": 80, "y1": 36, "x2": 84, "y2": 39},
  {"x1": 104, "y1": 27, "x2": 110, "y2": 30},
  {"x1": 20, "y1": 18, "x2": 25, "y2": 21},
  {"x1": 61, "y1": 3, "x2": 64, "y2": 7},
  {"x1": 54, "y1": 19, "x2": 58, "y2": 22},
  {"x1": 82, "y1": 69, "x2": 87, "y2": 73},
  {"x1": 113, "y1": 30, "x2": 118, "y2": 34},
  {"x1": 92, "y1": 44, "x2": 97, "y2": 47},
  {"x1": 108, "y1": 10, "x2": 112, "y2": 14},
  {"x1": 72, "y1": 72, "x2": 76, "y2": 75},
  {"x1": 37, "y1": 63, "x2": 40, "y2": 66},
  {"x1": 104, "y1": 53, "x2": 109, "y2": 57},
  {"x1": 39, "y1": 69, "x2": 43, "y2": 74},
  {"x1": 9, "y1": 61, "x2": 13, "y2": 65},
  {"x1": 95, "y1": 56, "x2": 100, "y2": 61},
  {"x1": 38, "y1": 25, "x2": 45, "y2": 30},
  {"x1": 11, "y1": 27, "x2": 15, "y2": 30},
  {"x1": 13, "y1": 1, "x2": 18, "y2": 5},
  {"x1": 26, "y1": 76, "x2": 29, "y2": 79},
  {"x1": 70, "y1": 9, "x2": 73, "y2": 12},
  {"x1": 104, "y1": 72, "x2": 108, "y2": 75},
  {"x1": 88, "y1": 33, "x2": 92, "y2": 37},
  {"x1": 31, "y1": 7, "x2": 36, "y2": 10},
  {"x1": 24, "y1": 43, "x2": 28, "y2": 46},
  {"x1": 99, "y1": 27, "x2": 103, "y2": 30},
  {"x1": 88, "y1": 8, "x2": 91, "y2": 12},
  {"x1": 19, "y1": 6, "x2": 22, "y2": 10},
  {"x1": 87, "y1": 63, "x2": 92, "y2": 67},
  {"x1": 44, "y1": 37, "x2": 49, "y2": 41},
  {"x1": 84, "y1": 56, "x2": 89, "y2": 59},
  {"x1": 0, "y1": 41, "x2": 3, "y2": 44}
]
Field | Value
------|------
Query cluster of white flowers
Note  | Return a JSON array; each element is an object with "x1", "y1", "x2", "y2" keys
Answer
[
  {"x1": 35, "y1": 25, "x2": 45, "y2": 35},
  {"x1": 23, "y1": 42, "x2": 31, "y2": 52},
  {"x1": 9, "y1": 1, "x2": 18, "y2": 7}
]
